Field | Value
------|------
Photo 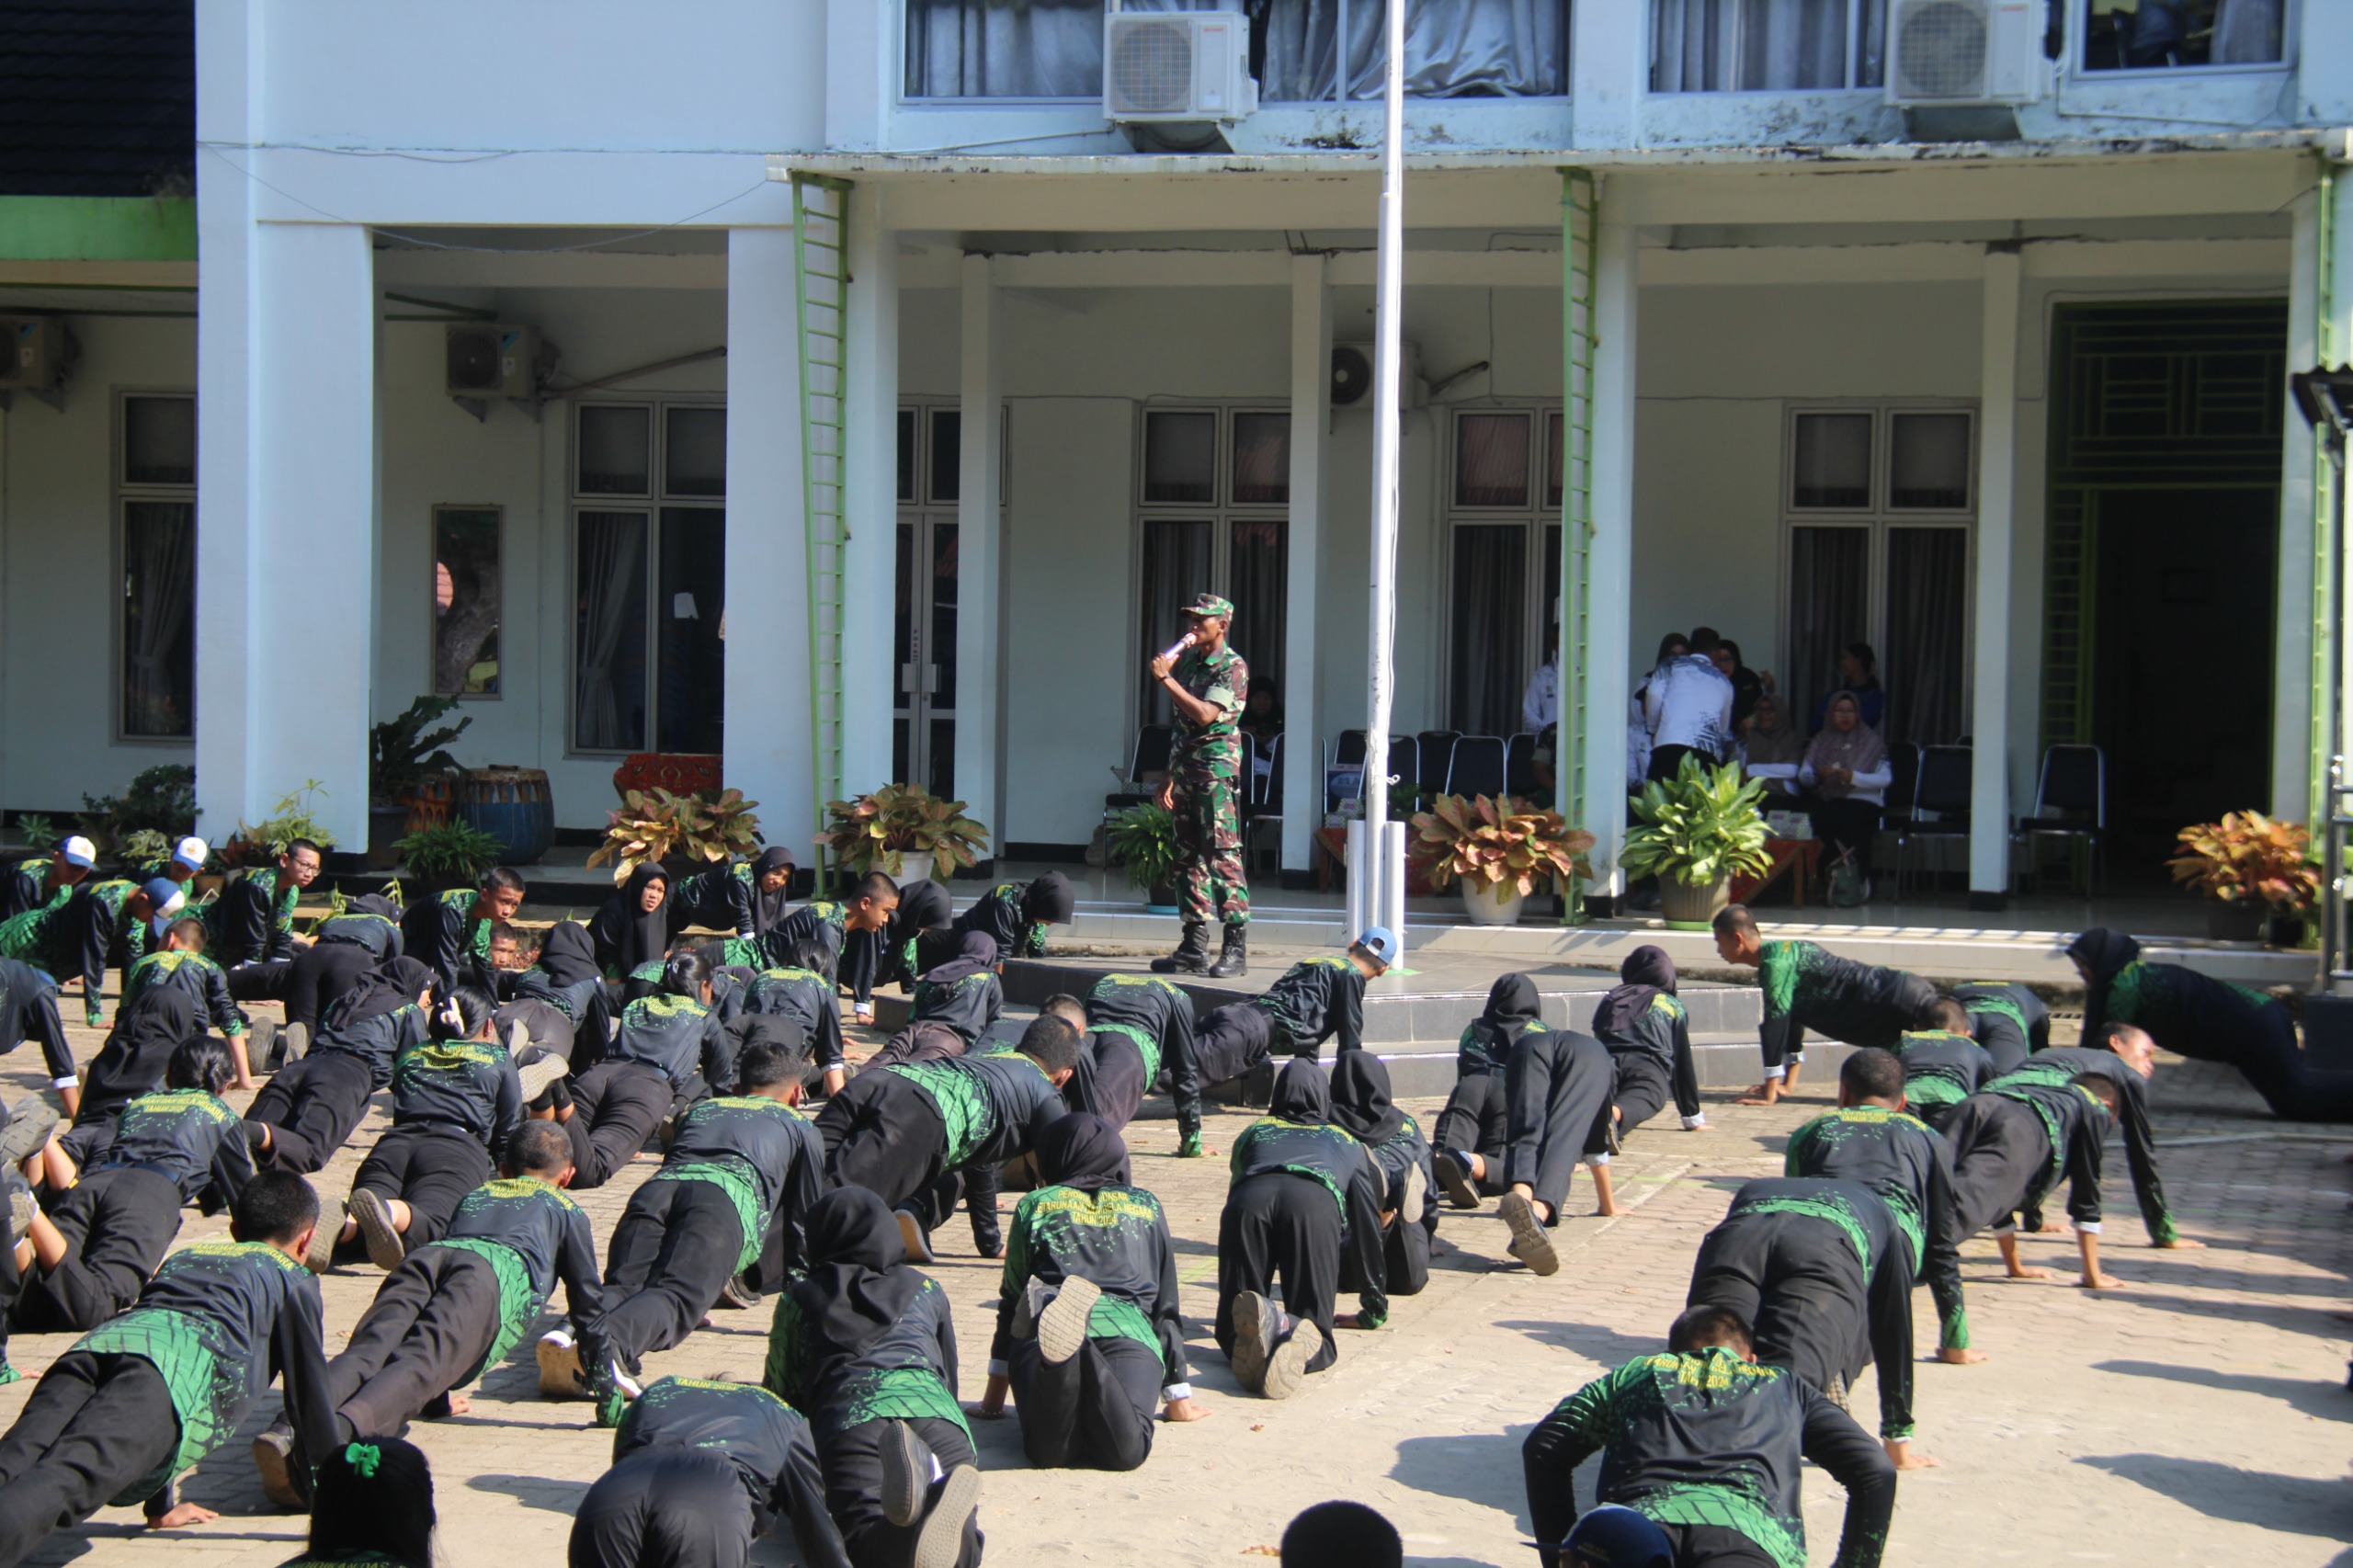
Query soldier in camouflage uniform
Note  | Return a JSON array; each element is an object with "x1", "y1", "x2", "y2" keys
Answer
[{"x1": 1147, "y1": 592, "x2": 1252, "y2": 979}]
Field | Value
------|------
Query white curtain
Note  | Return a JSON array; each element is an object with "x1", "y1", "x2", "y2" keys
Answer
[
  {"x1": 1654, "y1": 0, "x2": 1870, "y2": 92},
  {"x1": 2211, "y1": 0, "x2": 2285, "y2": 65}
]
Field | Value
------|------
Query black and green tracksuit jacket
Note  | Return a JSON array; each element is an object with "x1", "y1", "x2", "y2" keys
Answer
[
  {"x1": 1250, "y1": 955, "x2": 1366, "y2": 1053},
  {"x1": 1084, "y1": 972, "x2": 1196, "y2": 1088},
  {"x1": 388, "y1": 1034, "x2": 524, "y2": 1163},
  {"x1": 1986, "y1": 1049, "x2": 2175, "y2": 1243},
  {"x1": 1229, "y1": 1114, "x2": 1389, "y2": 1327},
  {"x1": 882, "y1": 1049, "x2": 1069, "y2": 1169},
  {"x1": 1785, "y1": 1106, "x2": 1968, "y2": 1349},
  {"x1": 1890, "y1": 1029, "x2": 1996, "y2": 1120},
  {"x1": 989, "y1": 1181, "x2": 1191, "y2": 1396},
  {"x1": 94, "y1": 1087, "x2": 257, "y2": 1210},
  {"x1": 430, "y1": 1175, "x2": 607, "y2": 1381},
  {"x1": 763, "y1": 1272, "x2": 968, "y2": 1448},
  {"x1": 654, "y1": 1095, "x2": 826, "y2": 1274}
]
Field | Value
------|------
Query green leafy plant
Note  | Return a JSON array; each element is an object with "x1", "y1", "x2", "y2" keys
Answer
[
  {"x1": 1620, "y1": 756, "x2": 1774, "y2": 888},
  {"x1": 115, "y1": 828, "x2": 171, "y2": 874},
  {"x1": 370, "y1": 696, "x2": 472, "y2": 807},
  {"x1": 395, "y1": 822, "x2": 506, "y2": 884},
  {"x1": 589, "y1": 788, "x2": 765, "y2": 883},
  {"x1": 227, "y1": 780, "x2": 339, "y2": 866},
  {"x1": 12, "y1": 813, "x2": 58, "y2": 849},
  {"x1": 820, "y1": 784, "x2": 988, "y2": 881},
  {"x1": 2166, "y1": 811, "x2": 2320, "y2": 911},
  {"x1": 1408, "y1": 793, "x2": 1595, "y2": 902},
  {"x1": 80, "y1": 764, "x2": 196, "y2": 847},
  {"x1": 1106, "y1": 802, "x2": 1182, "y2": 893}
]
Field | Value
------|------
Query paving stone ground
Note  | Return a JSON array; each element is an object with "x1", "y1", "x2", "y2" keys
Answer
[{"x1": 1, "y1": 996, "x2": 2348, "y2": 1566}]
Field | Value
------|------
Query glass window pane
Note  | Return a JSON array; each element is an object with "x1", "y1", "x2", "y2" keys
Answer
[
  {"x1": 657, "y1": 508, "x2": 726, "y2": 754},
  {"x1": 578, "y1": 406, "x2": 652, "y2": 495},
  {"x1": 1228, "y1": 517, "x2": 1287, "y2": 704},
  {"x1": 1791, "y1": 412, "x2": 1871, "y2": 508},
  {"x1": 1231, "y1": 412, "x2": 1291, "y2": 504},
  {"x1": 1883, "y1": 528, "x2": 1968, "y2": 744},
  {"x1": 2082, "y1": 0, "x2": 2280, "y2": 71},
  {"x1": 1269, "y1": 0, "x2": 1571, "y2": 99},
  {"x1": 896, "y1": 409, "x2": 917, "y2": 503},
  {"x1": 1787, "y1": 525, "x2": 1870, "y2": 733},
  {"x1": 1542, "y1": 524, "x2": 1563, "y2": 637},
  {"x1": 121, "y1": 500, "x2": 195, "y2": 737},
  {"x1": 574, "y1": 511, "x2": 649, "y2": 751},
  {"x1": 1546, "y1": 411, "x2": 1565, "y2": 508},
  {"x1": 930, "y1": 409, "x2": 962, "y2": 504},
  {"x1": 894, "y1": 521, "x2": 915, "y2": 715},
  {"x1": 1450, "y1": 525, "x2": 1529, "y2": 734},
  {"x1": 1738, "y1": 0, "x2": 1847, "y2": 90},
  {"x1": 1138, "y1": 518, "x2": 1212, "y2": 721},
  {"x1": 1455, "y1": 413, "x2": 1531, "y2": 506},
  {"x1": 1889, "y1": 412, "x2": 1971, "y2": 509},
  {"x1": 929, "y1": 520, "x2": 960, "y2": 711},
  {"x1": 432, "y1": 507, "x2": 502, "y2": 698},
  {"x1": 124, "y1": 396, "x2": 196, "y2": 486},
  {"x1": 904, "y1": 0, "x2": 1106, "y2": 97},
  {"x1": 665, "y1": 406, "x2": 726, "y2": 497},
  {"x1": 1143, "y1": 412, "x2": 1216, "y2": 504}
]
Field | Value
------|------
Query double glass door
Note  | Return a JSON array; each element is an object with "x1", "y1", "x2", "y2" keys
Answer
[{"x1": 895, "y1": 405, "x2": 963, "y2": 795}]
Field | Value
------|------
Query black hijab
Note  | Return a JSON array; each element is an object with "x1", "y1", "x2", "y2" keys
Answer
[
  {"x1": 344, "y1": 892, "x2": 400, "y2": 923},
  {"x1": 891, "y1": 879, "x2": 953, "y2": 942},
  {"x1": 748, "y1": 846, "x2": 797, "y2": 935},
  {"x1": 1329, "y1": 1051, "x2": 1406, "y2": 1145},
  {"x1": 1464, "y1": 971, "x2": 1542, "y2": 1062},
  {"x1": 329, "y1": 956, "x2": 437, "y2": 1030},
  {"x1": 1592, "y1": 945, "x2": 1677, "y2": 1039},
  {"x1": 2067, "y1": 927, "x2": 2140, "y2": 988},
  {"x1": 921, "y1": 931, "x2": 998, "y2": 988},
  {"x1": 1036, "y1": 1112, "x2": 1129, "y2": 1191},
  {"x1": 537, "y1": 921, "x2": 602, "y2": 988},
  {"x1": 1269, "y1": 1058, "x2": 1332, "y2": 1125},
  {"x1": 611, "y1": 864, "x2": 671, "y2": 975},
  {"x1": 1021, "y1": 869, "x2": 1074, "y2": 925},
  {"x1": 787, "y1": 1187, "x2": 926, "y2": 1360}
]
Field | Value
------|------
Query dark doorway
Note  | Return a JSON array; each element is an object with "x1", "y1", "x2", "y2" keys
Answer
[{"x1": 2087, "y1": 487, "x2": 2277, "y2": 872}]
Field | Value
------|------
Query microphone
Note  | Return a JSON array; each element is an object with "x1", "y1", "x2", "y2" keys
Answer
[{"x1": 1160, "y1": 631, "x2": 1198, "y2": 663}]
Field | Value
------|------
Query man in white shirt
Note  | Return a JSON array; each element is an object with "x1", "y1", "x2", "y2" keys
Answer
[
  {"x1": 1521, "y1": 631, "x2": 1561, "y2": 733},
  {"x1": 1640, "y1": 650, "x2": 1734, "y2": 781}
]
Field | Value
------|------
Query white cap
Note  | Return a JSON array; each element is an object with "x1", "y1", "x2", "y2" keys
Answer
[
  {"x1": 171, "y1": 835, "x2": 209, "y2": 869},
  {"x1": 59, "y1": 835, "x2": 97, "y2": 869}
]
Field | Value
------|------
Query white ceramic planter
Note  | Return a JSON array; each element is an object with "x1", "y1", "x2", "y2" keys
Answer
[
  {"x1": 1459, "y1": 876, "x2": 1527, "y2": 926},
  {"x1": 894, "y1": 851, "x2": 935, "y2": 887}
]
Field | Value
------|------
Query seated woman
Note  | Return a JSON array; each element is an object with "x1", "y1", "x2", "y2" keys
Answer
[
  {"x1": 667, "y1": 846, "x2": 798, "y2": 940},
  {"x1": 1738, "y1": 693, "x2": 1807, "y2": 799},
  {"x1": 1800, "y1": 691, "x2": 1893, "y2": 902},
  {"x1": 588, "y1": 864, "x2": 671, "y2": 993},
  {"x1": 1810, "y1": 642, "x2": 1886, "y2": 733}
]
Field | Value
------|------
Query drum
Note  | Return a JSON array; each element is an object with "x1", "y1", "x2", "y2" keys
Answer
[
  {"x1": 405, "y1": 775, "x2": 457, "y2": 835},
  {"x1": 456, "y1": 767, "x2": 553, "y2": 866}
]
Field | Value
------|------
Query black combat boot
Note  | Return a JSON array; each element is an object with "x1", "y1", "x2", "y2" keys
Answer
[
  {"x1": 1151, "y1": 923, "x2": 1211, "y2": 974},
  {"x1": 1205, "y1": 923, "x2": 1248, "y2": 979}
]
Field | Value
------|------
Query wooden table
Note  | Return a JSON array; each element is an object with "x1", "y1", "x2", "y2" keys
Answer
[{"x1": 1731, "y1": 837, "x2": 1823, "y2": 908}]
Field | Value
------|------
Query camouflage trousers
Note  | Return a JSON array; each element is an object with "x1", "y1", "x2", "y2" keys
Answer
[{"x1": 1171, "y1": 778, "x2": 1250, "y2": 927}]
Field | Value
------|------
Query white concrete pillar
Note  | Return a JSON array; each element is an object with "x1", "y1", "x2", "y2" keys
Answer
[
  {"x1": 195, "y1": 222, "x2": 376, "y2": 848},
  {"x1": 841, "y1": 199, "x2": 900, "y2": 801},
  {"x1": 1570, "y1": 0, "x2": 1647, "y2": 150},
  {"x1": 1580, "y1": 209, "x2": 1638, "y2": 903},
  {"x1": 955, "y1": 254, "x2": 1003, "y2": 848},
  {"x1": 723, "y1": 227, "x2": 815, "y2": 846},
  {"x1": 1968, "y1": 247, "x2": 2023, "y2": 906},
  {"x1": 1281, "y1": 253, "x2": 1330, "y2": 880},
  {"x1": 825, "y1": 0, "x2": 891, "y2": 152},
  {"x1": 2274, "y1": 187, "x2": 2320, "y2": 827}
]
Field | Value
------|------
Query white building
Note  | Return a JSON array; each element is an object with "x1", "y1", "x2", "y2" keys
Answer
[{"x1": 4, "y1": 0, "x2": 2347, "y2": 913}]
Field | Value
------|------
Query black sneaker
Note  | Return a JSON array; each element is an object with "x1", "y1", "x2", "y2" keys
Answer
[
  {"x1": 1500, "y1": 1192, "x2": 1560, "y2": 1277},
  {"x1": 716, "y1": 1271, "x2": 762, "y2": 1311},
  {"x1": 1261, "y1": 1317, "x2": 1321, "y2": 1401},
  {"x1": 1434, "y1": 1149, "x2": 1480, "y2": 1210},
  {"x1": 251, "y1": 1428, "x2": 301, "y2": 1509},
  {"x1": 916, "y1": 1464, "x2": 982, "y2": 1568},
  {"x1": 879, "y1": 1420, "x2": 932, "y2": 1528},
  {"x1": 348, "y1": 1187, "x2": 405, "y2": 1271}
]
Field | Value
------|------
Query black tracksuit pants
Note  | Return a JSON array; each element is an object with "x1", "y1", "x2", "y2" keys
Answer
[
  {"x1": 1190, "y1": 1004, "x2": 1274, "y2": 1090},
  {"x1": 1385, "y1": 1211, "x2": 1432, "y2": 1297},
  {"x1": 11, "y1": 1167, "x2": 180, "y2": 1334},
  {"x1": 817, "y1": 1071, "x2": 949, "y2": 1213},
  {"x1": 1506, "y1": 1032, "x2": 1614, "y2": 1221},
  {"x1": 1216, "y1": 1171, "x2": 1343, "y2": 1375},
  {"x1": 1944, "y1": 1095, "x2": 2051, "y2": 1237},
  {"x1": 247, "y1": 1051, "x2": 378, "y2": 1173},
  {"x1": 1065, "y1": 1035, "x2": 1151, "y2": 1132},
  {"x1": 337, "y1": 1123, "x2": 493, "y2": 1265},
  {"x1": 286, "y1": 943, "x2": 378, "y2": 1033},
  {"x1": 321, "y1": 1245, "x2": 501, "y2": 1438},
  {"x1": 498, "y1": 998, "x2": 579, "y2": 1065},
  {"x1": 225, "y1": 958, "x2": 294, "y2": 1004},
  {"x1": 1688, "y1": 1210, "x2": 1867, "y2": 1403},
  {"x1": 571, "y1": 1448, "x2": 757, "y2": 1568},
  {"x1": 564, "y1": 1061, "x2": 674, "y2": 1190},
  {"x1": 1008, "y1": 1331, "x2": 1159, "y2": 1471},
  {"x1": 1610, "y1": 1052, "x2": 1677, "y2": 1138},
  {"x1": 0, "y1": 1352, "x2": 177, "y2": 1561},
  {"x1": 4, "y1": 986, "x2": 74, "y2": 1086},
  {"x1": 825, "y1": 1416, "x2": 982, "y2": 1568},
  {"x1": 596, "y1": 1179, "x2": 746, "y2": 1374},
  {"x1": 1657, "y1": 1523, "x2": 1781, "y2": 1568},
  {"x1": 1433, "y1": 1073, "x2": 1510, "y2": 1191}
]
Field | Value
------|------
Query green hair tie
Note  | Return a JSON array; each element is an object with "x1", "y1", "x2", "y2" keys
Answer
[{"x1": 344, "y1": 1442, "x2": 381, "y2": 1478}]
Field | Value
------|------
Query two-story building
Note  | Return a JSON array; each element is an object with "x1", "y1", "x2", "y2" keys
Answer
[{"x1": 4, "y1": 0, "x2": 2346, "y2": 916}]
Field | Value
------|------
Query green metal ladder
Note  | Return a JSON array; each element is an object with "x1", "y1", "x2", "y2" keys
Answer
[
  {"x1": 2313, "y1": 157, "x2": 2339, "y2": 846},
  {"x1": 792, "y1": 174, "x2": 852, "y2": 847},
  {"x1": 1559, "y1": 167, "x2": 1598, "y2": 919}
]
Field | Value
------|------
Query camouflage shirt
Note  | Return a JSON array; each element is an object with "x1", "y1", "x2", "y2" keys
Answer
[{"x1": 1168, "y1": 643, "x2": 1247, "y2": 787}]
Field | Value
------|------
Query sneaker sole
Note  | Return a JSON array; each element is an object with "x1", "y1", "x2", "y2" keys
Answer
[
  {"x1": 1036, "y1": 1276, "x2": 1098, "y2": 1366},
  {"x1": 8, "y1": 1187, "x2": 35, "y2": 1240},
  {"x1": 251, "y1": 1432, "x2": 301, "y2": 1510},
  {"x1": 1229, "y1": 1290, "x2": 1274, "y2": 1392},
  {"x1": 879, "y1": 1420, "x2": 931, "y2": 1528},
  {"x1": 915, "y1": 1464, "x2": 982, "y2": 1568},
  {"x1": 536, "y1": 1336, "x2": 586, "y2": 1399},
  {"x1": 517, "y1": 1056, "x2": 569, "y2": 1104},
  {"x1": 349, "y1": 1187, "x2": 405, "y2": 1271},
  {"x1": 896, "y1": 1209, "x2": 935, "y2": 1266},
  {"x1": 0, "y1": 1100, "x2": 61, "y2": 1167},
  {"x1": 282, "y1": 1021, "x2": 309, "y2": 1061},
  {"x1": 1401, "y1": 1161, "x2": 1427, "y2": 1227},
  {"x1": 1261, "y1": 1320, "x2": 1321, "y2": 1401},
  {"x1": 304, "y1": 1200, "x2": 342, "y2": 1276},
  {"x1": 1435, "y1": 1153, "x2": 1481, "y2": 1210},
  {"x1": 1500, "y1": 1193, "x2": 1560, "y2": 1277}
]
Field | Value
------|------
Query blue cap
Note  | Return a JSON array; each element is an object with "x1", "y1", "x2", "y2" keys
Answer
[
  {"x1": 140, "y1": 877, "x2": 188, "y2": 920},
  {"x1": 1561, "y1": 1506, "x2": 1673, "y2": 1568},
  {"x1": 59, "y1": 835, "x2": 97, "y2": 869},
  {"x1": 1355, "y1": 926, "x2": 1398, "y2": 966}
]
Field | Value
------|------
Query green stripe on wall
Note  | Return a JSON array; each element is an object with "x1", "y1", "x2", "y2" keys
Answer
[{"x1": 0, "y1": 197, "x2": 195, "y2": 262}]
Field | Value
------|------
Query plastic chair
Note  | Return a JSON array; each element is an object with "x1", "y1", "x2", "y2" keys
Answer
[
  {"x1": 1445, "y1": 735, "x2": 1508, "y2": 799},
  {"x1": 1104, "y1": 724, "x2": 1174, "y2": 821},
  {"x1": 1249, "y1": 733, "x2": 1286, "y2": 874},
  {"x1": 1893, "y1": 744, "x2": 1972, "y2": 900},
  {"x1": 1327, "y1": 730, "x2": 1370, "y2": 813},
  {"x1": 2014, "y1": 743, "x2": 2107, "y2": 894},
  {"x1": 1505, "y1": 732, "x2": 1538, "y2": 799}
]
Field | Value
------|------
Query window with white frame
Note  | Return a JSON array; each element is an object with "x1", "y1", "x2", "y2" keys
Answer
[
  {"x1": 2080, "y1": 0, "x2": 2286, "y2": 71},
  {"x1": 1782, "y1": 405, "x2": 1973, "y2": 748},
  {"x1": 904, "y1": 0, "x2": 1570, "y2": 101},
  {"x1": 1136, "y1": 406, "x2": 1289, "y2": 724},
  {"x1": 1444, "y1": 407, "x2": 1566, "y2": 737},
  {"x1": 1652, "y1": 0, "x2": 1887, "y2": 91},
  {"x1": 119, "y1": 393, "x2": 196, "y2": 740},
  {"x1": 572, "y1": 402, "x2": 727, "y2": 755}
]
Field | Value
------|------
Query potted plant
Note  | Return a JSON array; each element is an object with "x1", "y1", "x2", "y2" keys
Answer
[
  {"x1": 589, "y1": 787, "x2": 764, "y2": 884},
  {"x1": 394, "y1": 821, "x2": 506, "y2": 896},
  {"x1": 820, "y1": 784, "x2": 989, "y2": 885},
  {"x1": 2165, "y1": 811, "x2": 2321, "y2": 944},
  {"x1": 1407, "y1": 792, "x2": 1595, "y2": 927},
  {"x1": 79, "y1": 764, "x2": 196, "y2": 858},
  {"x1": 1107, "y1": 802, "x2": 1183, "y2": 915},
  {"x1": 225, "y1": 780, "x2": 339, "y2": 867},
  {"x1": 369, "y1": 697, "x2": 472, "y2": 869},
  {"x1": 1620, "y1": 756, "x2": 1775, "y2": 927}
]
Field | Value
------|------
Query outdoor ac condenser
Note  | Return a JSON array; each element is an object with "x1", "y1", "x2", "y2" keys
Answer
[
  {"x1": 1104, "y1": 9, "x2": 1257, "y2": 123},
  {"x1": 0, "y1": 315, "x2": 63, "y2": 390},
  {"x1": 1331, "y1": 342, "x2": 1427, "y2": 412},
  {"x1": 1886, "y1": 0, "x2": 2046, "y2": 107},
  {"x1": 445, "y1": 324, "x2": 541, "y2": 400}
]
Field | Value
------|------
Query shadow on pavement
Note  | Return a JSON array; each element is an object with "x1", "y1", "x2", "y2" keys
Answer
[
  {"x1": 2075, "y1": 1452, "x2": 2352, "y2": 1539},
  {"x1": 2092, "y1": 1358, "x2": 2353, "y2": 1422}
]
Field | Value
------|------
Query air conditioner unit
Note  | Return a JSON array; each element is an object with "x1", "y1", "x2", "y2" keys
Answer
[
  {"x1": 0, "y1": 316, "x2": 63, "y2": 390},
  {"x1": 445, "y1": 324, "x2": 540, "y2": 400},
  {"x1": 1331, "y1": 342, "x2": 1427, "y2": 411},
  {"x1": 1886, "y1": 0, "x2": 2046, "y2": 107},
  {"x1": 1104, "y1": 9, "x2": 1257, "y2": 123}
]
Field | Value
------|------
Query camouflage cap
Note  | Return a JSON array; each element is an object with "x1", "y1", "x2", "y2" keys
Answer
[{"x1": 1182, "y1": 593, "x2": 1234, "y2": 619}]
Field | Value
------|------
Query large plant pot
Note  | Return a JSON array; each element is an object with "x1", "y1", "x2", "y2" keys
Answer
[
  {"x1": 455, "y1": 766, "x2": 553, "y2": 867},
  {"x1": 1659, "y1": 872, "x2": 1732, "y2": 926},
  {"x1": 893, "y1": 852, "x2": 936, "y2": 887},
  {"x1": 2268, "y1": 911, "x2": 2313, "y2": 949},
  {"x1": 2206, "y1": 899, "x2": 2267, "y2": 942},
  {"x1": 1460, "y1": 877, "x2": 1527, "y2": 926},
  {"x1": 365, "y1": 804, "x2": 408, "y2": 872},
  {"x1": 1144, "y1": 878, "x2": 1179, "y2": 916},
  {"x1": 405, "y1": 775, "x2": 457, "y2": 835}
]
